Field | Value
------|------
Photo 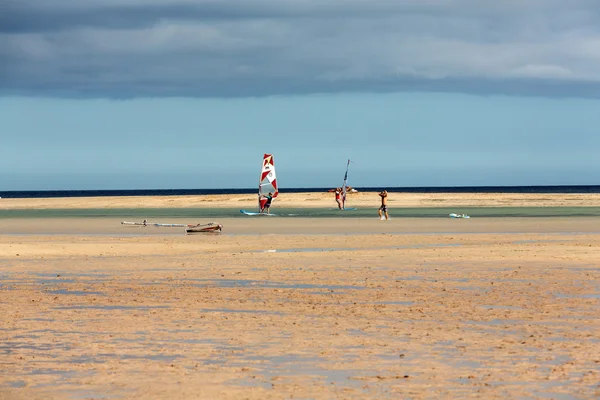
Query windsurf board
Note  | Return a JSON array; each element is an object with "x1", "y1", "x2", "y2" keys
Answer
[{"x1": 240, "y1": 210, "x2": 276, "y2": 216}]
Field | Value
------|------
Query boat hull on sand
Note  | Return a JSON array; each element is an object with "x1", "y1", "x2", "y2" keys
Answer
[{"x1": 185, "y1": 223, "x2": 223, "y2": 234}]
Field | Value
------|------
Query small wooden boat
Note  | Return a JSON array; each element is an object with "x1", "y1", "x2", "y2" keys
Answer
[{"x1": 185, "y1": 222, "x2": 223, "y2": 234}]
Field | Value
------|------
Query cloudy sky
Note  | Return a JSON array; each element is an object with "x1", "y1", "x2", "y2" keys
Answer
[{"x1": 1, "y1": 0, "x2": 599, "y2": 190}]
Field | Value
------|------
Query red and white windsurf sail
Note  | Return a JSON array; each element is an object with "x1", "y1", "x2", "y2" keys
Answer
[{"x1": 258, "y1": 154, "x2": 278, "y2": 209}]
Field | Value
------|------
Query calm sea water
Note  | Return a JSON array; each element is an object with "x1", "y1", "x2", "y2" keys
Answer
[{"x1": 2, "y1": 185, "x2": 600, "y2": 199}]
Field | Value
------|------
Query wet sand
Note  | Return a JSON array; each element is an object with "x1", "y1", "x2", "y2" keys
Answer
[{"x1": 1, "y1": 196, "x2": 600, "y2": 399}]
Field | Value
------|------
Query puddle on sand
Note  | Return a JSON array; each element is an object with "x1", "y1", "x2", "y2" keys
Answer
[
  {"x1": 530, "y1": 391, "x2": 581, "y2": 400},
  {"x1": 35, "y1": 272, "x2": 110, "y2": 278},
  {"x1": 0, "y1": 341, "x2": 71, "y2": 354},
  {"x1": 67, "y1": 356, "x2": 108, "y2": 365},
  {"x1": 12, "y1": 278, "x2": 79, "y2": 284},
  {"x1": 494, "y1": 376, "x2": 591, "y2": 400},
  {"x1": 465, "y1": 319, "x2": 525, "y2": 327},
  {"x1": 231, "y1": 352, "x2": 418, "y2": 395},
  {"x1": 555, "y1": 293, "x2": 600, "y2": 299},
  {"x1": 200, "y1": 308, "x2": 285, "y2": 315},
  {"x1": 96, "y1": 353, "x2": 182, "y2": 362},
  {"x1": 29, "y1": 369, "x2": 78, "y2": 377},
  {"x1": 45, "y1": 290, "x2": 105, "y2": 296},
  {"x1": 346, "y1": 329, "x2": 371, "y2": 336},
  {"x1": 479, "y1": 305, "x2": 524, "y2": 310},
  {"x1": 190, "y1": 279, "x2": 367, "y2": 291},
  {"x1": 455, "y1": 286, "x2": 490, "y2": 292},
  {"x1": 545, "y1": 337, "x2": 600, "y2": 344},
  {"x1": 22, "y1": 318, "x2": 54, "y2": 322},
  {"x1": 13, "y1": 334, "x2": 41, "y2": 339},
  {"x1": 230, "y1": 354, "x2": 371, "y2": 392},
  {"x1": 22, "y1": 273, "x2": 114, "y2": 286},
  {"x1": 512, "y1": 239, "x2": 570, "y2": 245},
  {"x1": 312, "y1": 300, "x2": 412, "y2": 306},
  {"x1": 54, "y1": 305, "x2": 169, "y2": 310},
  {"x1": 374, "y1": 301, "x2": 413, "y2": 305},
  {"x1": 393, "y1": 276, "x2": 473, "y2": 282},
  {"x1": 307, "y1": 291, "x2": 348, "y2": 295},
  {"x1": 258, "y1": 243, "x2": 462, "y2": 254},
  {"x1": 58, "y1": 389, "x2": 120, "y2": 400}
]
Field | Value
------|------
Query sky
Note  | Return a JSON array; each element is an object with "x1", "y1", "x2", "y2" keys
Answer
[{"x1": 1, "y1": 0, "x2": 600, "y2": 190}]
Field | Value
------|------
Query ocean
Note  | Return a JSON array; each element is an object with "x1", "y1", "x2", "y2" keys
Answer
[{"x1": 2, "y1": 185, "x2": 600, "y2": 199}]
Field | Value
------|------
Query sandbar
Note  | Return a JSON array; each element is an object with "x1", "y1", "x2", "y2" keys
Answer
[{"x1": 2, "y1": 191, "x2": 600, "y2": 209}]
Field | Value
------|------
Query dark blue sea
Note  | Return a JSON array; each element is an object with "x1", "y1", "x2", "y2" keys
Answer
[{"x1": 1, "y1": 185, "x2": 600, "y2": 199}]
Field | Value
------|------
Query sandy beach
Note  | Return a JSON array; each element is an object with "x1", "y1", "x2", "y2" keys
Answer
[
  {"x1": 2, "y1": 191, "x2": 600, "y2": 209},
  {"x1": 1, "y1": 193, "x2": 600, "y2": 399}
]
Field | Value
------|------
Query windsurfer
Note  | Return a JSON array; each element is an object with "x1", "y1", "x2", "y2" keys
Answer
[
  {"x1": 335, "y1": 188, "x2": 343, "y2": 210},
  {"x1": 260, "y1": 192, "x2": 274, "y2": 214},
  {"x1": 378, "y1": 190, "x2": 389, "y2": 220}
]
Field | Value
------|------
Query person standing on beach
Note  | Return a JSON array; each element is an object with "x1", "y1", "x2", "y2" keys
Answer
[
  {"x1": 378, "y1": 190, "x2": 389, "y2": 220},
  {"x1": 335, "y1": 188, "x2": 343, "y2": 210}
]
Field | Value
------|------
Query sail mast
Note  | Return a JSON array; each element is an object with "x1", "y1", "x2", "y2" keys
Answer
[{"x1": 341, "y1": 159, "x2": 351, "y2": 208}]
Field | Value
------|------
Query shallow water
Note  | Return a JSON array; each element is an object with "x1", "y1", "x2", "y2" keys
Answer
[
  {"x1": 45, "y1": 290, "x2": 105, "y2": 296},
  {"x1": 4, "y1": 206, "x2": 600, "y2": 219},
  {"x1": 189, "y1": 279, "x2": 368, "y2": 291},
  {"x1": 555, "y1": 293, "x2": 600, "y2": 299},
  {"x1": 54, "y1": 305, "x2": 170, "y2": 310},
  {"x1": 258, "y1": 243, "x2": 462, "y2": 253}
]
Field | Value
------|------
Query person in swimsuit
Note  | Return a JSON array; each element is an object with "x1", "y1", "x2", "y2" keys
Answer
[
  {"x1": 335, "y1": 188, "x2": 343, "y2": 210},
  {"x1": 378, "y1": 190, "x2": 389, "y2": 220}
]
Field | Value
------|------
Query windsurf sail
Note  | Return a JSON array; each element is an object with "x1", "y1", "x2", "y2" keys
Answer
[
  {"x1": 258, "y1": 154, "x2": 278, "y2": 211},
  {"x1": 341, "y1": 159, "x2": 352, "y2": 209}
]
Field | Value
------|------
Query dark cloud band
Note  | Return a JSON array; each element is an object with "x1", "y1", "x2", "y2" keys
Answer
[{"x1": 2, "y1": 0, "x2": 600, "y2": 98}]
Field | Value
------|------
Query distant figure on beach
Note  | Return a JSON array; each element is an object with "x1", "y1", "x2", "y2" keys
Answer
[
  {"x1": 260, "y1": 192, "x2": 274, "y2": 214},
  {"x1": 335, "y1": 188, "x2": 343, "y2": 210},
  {"x1": 378, "y1": 190, "x2": 389, "y2": 220},
  {"x1": 143, "y1": 219, "x2": 148, "y2": 226}
]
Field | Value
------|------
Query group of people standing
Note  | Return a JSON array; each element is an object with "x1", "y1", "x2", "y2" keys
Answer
[
  {"x1": 258, "y1": 188, "x2": 389, "y2": 220},
  {"x1": 334, "y1": 188, "x2": 389, "y2": 219},
  {"x1": 334, "y1": 187, "x2": 345, "y2": 210}
]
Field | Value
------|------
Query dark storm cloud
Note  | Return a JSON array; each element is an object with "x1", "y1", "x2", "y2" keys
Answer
[{"x1": 3, "y1": 0, "x2": 600, "y2": 98}]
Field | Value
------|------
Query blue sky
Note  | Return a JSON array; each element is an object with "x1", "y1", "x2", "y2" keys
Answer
[{"x1": 1, "y1": 1, "x2": 600, "y2": 190}]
